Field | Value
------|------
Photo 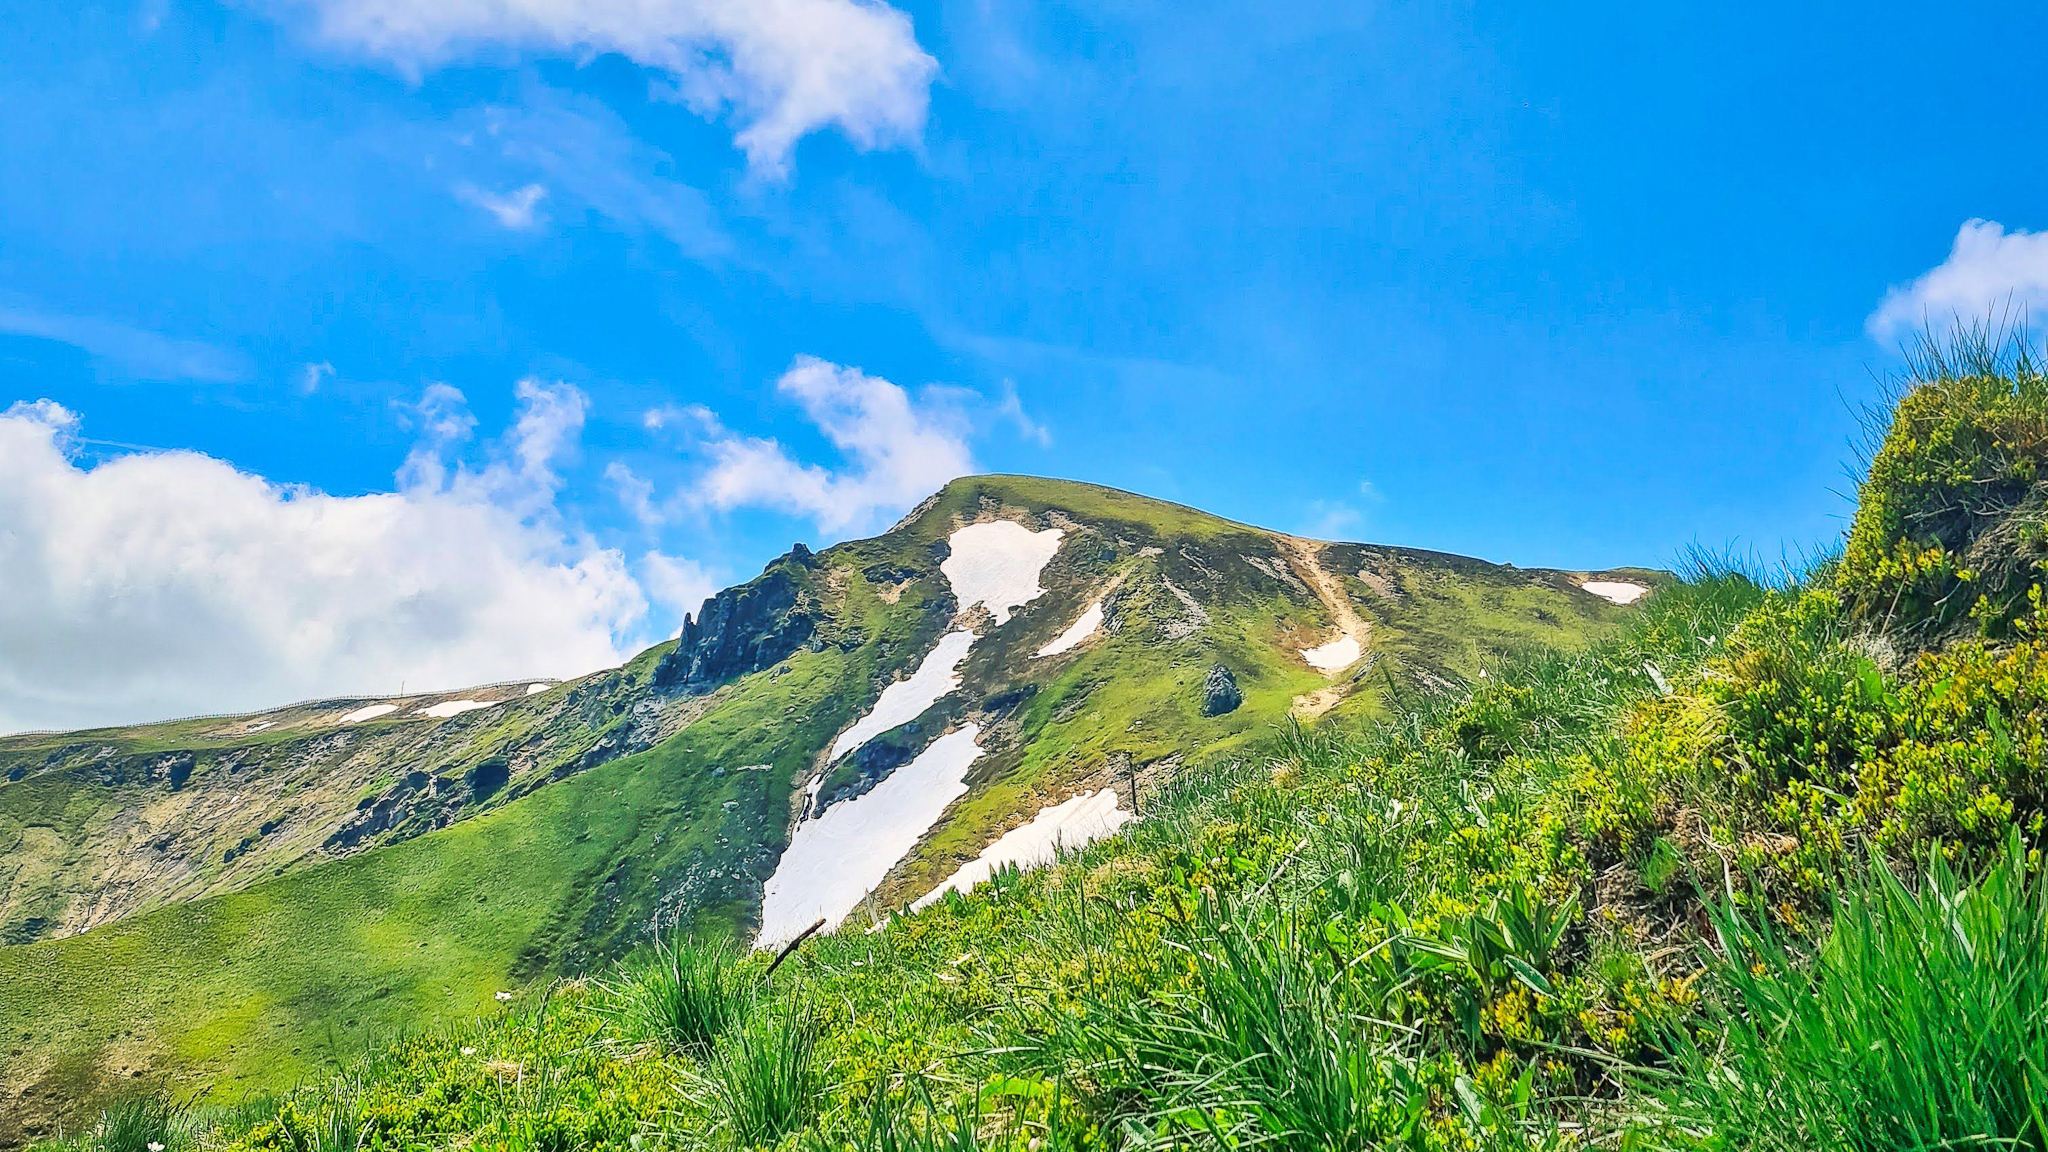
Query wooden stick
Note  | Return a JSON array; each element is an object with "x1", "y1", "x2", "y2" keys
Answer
[{"x1": 764, "y1": 917, "x2": 827, "y2": 979}]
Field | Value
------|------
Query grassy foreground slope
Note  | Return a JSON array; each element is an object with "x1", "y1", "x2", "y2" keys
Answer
[
  {"x1": 2, "y1": 476, "x2": 1638, "y2": 1144},
  {"x1": 32, "y1": 332, "x2": 2048, "y2": 1151}
]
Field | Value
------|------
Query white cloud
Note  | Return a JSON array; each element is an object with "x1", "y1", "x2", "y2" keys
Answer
[
  {"x1": 457, "y1": 96, "x2": 730, "y2": 259},
  {"x1": 0, "y1": 302, "x2": 249, "y2": 383},
  {"x1": 299, "y1": 360, "x2": 336, "y2": 393},
  {"x1": 0, "y1": 387, "x2": 657, "y2": 734},
  {"x1": 260, "y1": 0, "x2": 938, "y2": 174},
  {"x1": 456, "y1": 181, "x2": 548, "y2": 228},
  {"x1": 995, "y1": 379, "x2": 1051, "y2": 446},
  {"x1": 1870, "y1": 219, "x2": 2048, "y2": 339},
  {"x1": 1302, "y1": 499, "x2": 1362, "y2": 541},
  {"x1": 640, "y1": 551, "x2": 718, "y2": 621},
  {"x1": 1302, "y1": 482, "x2": 1383, "y2": 541},
  {"x1": 687, "y1": 355, "x2": 977, "y2": 533}
]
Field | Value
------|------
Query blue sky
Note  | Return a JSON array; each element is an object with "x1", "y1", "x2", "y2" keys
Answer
[{"x1": 4, "y1": 0, "x2": 2048, "y2": 730}]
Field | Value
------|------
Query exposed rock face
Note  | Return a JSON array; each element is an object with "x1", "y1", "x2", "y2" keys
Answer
[
  {"x1": 817, "y1": 737, "x2": 918, "y2": 811},
  {"x1": 1201, "y1": 663, "x2": 1242, "y2": 716},
  {"x1": 653, "y1": 552, "x2": 818, "y2": 691}
]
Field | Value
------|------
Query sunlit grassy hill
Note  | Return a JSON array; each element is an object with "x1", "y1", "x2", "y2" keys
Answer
[
  {"x1": 0, "y1": 474, "x2": 1641, "y2": 1144},
  {"x1": 24, "y1": 331, "x2": 2040, "y2": 1151}
]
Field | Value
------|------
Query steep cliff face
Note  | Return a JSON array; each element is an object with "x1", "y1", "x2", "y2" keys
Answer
[{"x1": 652, "y1": 548, "x2": 821, "y2": 691}]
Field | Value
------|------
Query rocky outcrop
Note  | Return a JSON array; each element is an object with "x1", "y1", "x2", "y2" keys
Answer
[
  {"x1": 1202, "y1": 664, "x2": 1242, "y2": 716},
  {"x1": 653, "y1": 549, "x2": 819, "y2": 691}
]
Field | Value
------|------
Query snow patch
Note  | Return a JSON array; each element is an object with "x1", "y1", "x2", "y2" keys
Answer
[
  {"x1": 941, "y1": 521, "x2": 1064, "y2": 625},
  {"x1": 828, "y1": 629, "x2": 976, "y2": 762},
  {"x1": 526, "y1": 682, "x2": 553, "y2": 695},
  {"x1": 1035, "y1": 601, "x2": 1104, "y2": 658},
  {"x1": 756, "y1": 724, "x2": 986, "y2": 948},
  {"x1": 911, "y1": 789, "x2": 1133, "y2": 910},
  {"x1": 417, "y1": 699, "x2": 499, "y2": 719},
  {"x1": 1301, "y1": 634, "x2": 1362, "y2": 672},
  {"x1": 245, "y1": 720, "x2": 274, "y2": 732},
  {"x1": 338, "y1": 703, "x2": 400, "y2": 724},
  {"x1": 1581, "y1": 580, "x2": 1650, "y2": 605}
]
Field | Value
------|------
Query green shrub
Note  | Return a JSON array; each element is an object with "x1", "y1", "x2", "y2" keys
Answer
[{"x1": 1839, "y1": 328, "x2": 2048, "y2": 639}]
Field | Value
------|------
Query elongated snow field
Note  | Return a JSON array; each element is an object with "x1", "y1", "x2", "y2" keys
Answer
[
  {"x1": 1035, "y1": 600, "x2": 1104, "y2": 657},
  {"x1": 757, "y1": 518, "x2": 1072, "y2": 948},
  {"x1": 756, "y1": 725, "x2": 987, "y2": 947},
  {"x1": 912, "y1": 788, "x2": 1133, "y2": 909},
  {"x1": 338, "y1": 703, "x2": 400, "y2": 724},
  {"x1": 827, "y1": 629, "x2": 976, "y2": 762}
]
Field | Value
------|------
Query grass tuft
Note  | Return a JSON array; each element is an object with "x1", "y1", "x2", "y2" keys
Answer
[
  {"x1": 605, "y1": 932, "x2": 751, "y2": 1056},
  {"x1": 704, "y1": 1002, "x2": 828, "y2": 1146},
  {"x1": 1653, "y1": 832, "x2": 2048, "y2": 1151}
]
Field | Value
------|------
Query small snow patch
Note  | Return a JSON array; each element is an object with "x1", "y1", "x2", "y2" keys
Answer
[
  {"x1": 912, "y1": 789, "x2": 1134, "y2": 909},
  {"x1": 1581, "y1": 580, "x2": 1650, "y2": 605},
  {"x1": 1035, "y1": 601, "x2": 1104, "y2": 658},
  {"x1": 828, "y1": 630, "x2": 976, "y2": 763},
  {"x1": 339, "y1": 704, "x2": 400, "y2": 724},
  {"x1": 942, "y1": 521, "x2": 1065, "y2": 625},
  {"x1": 1301, "y1": 634, "x2": 1362, "y2": 672},
  {"x1": 418, "y1": 699, "x2": 499, "y2": 719},
  {"x1": 757, "y1": 724, "x2": 986, "y2": 947},
  {"x1": 245, "y1": 720, "x2": 274, "y2": 733},
  {"x1": 526, "y1": 683, "x2": 553, "y2": 696}
]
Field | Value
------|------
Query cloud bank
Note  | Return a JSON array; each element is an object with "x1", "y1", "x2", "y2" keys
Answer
[
  {"x1": 0, "y1": 385, "x2": 657, "y2": 734},
  {"x1": 260, "y1": 0, "x2": 938, "y2": 172},
  {"x1": 1870, "y1": 219, "x2": 2048, "y2": 339}
]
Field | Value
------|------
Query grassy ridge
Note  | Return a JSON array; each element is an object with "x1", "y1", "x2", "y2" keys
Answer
[
  {"x1": 4, "y1": 471, "x2": 1642, "y2": 1145},
  {"x1": 35, "y1": 332, "x2": 2048, "y2": 1150},
  {"x1": 15, "y1": 577, "x2": 1747, "y2": 1150}
]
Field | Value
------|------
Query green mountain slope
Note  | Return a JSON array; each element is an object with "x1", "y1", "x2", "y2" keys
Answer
[{"x1": 0, "y1": 474, "x2": 1647, "y2": 1142}]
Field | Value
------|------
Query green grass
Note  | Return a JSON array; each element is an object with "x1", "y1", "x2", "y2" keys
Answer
[
  {"x1": 4, "y1": 472, "x2": 1642, "y2": 1145},
  {"x1": 35, "y1": 350, "x2": 2048, "y2": 1151},
  {"x1": 35, "y1": 568, "x2": 2048, "y2": 1152},
  {"x1": 603, "y1": 934, "x2": 752, "y2": 1056},
  {"x1": 0, "y1": 639, "x2": 878, "y2": 1117},
  {"x1": 1650, "y1": 834, "x2": 2048, "y2": 1151},
  {"x1": 701, "y1": 1003, "x2": 827, "y2": 1146}
]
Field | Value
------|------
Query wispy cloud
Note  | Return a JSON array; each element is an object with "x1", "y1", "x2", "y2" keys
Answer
[
  {"x1": 1301, "y1": 481, "x2": 1385, "y2": 541},
  {"x1": 456, "y1": 181, "x2": 548, "y2": 229},
  {"x1": 688, "y1": 355, "x2": 977, "y2": 533},
  {"x1": 457, "y1": 96, "x2": 730, "y2": 261},
  {"x1": 299, "y1": 361, "x2": 335, "y2": 393},
  {"x1": 0, "y1": 302, "x2": 249, "y2": 383},
  {"x1": 1869, "y1": 219, "x2": 2048, "y2": 340},
  {"x1": 257, "y1": 0, "x2": 937, "y2": 175},
  {"x1": 995, "y1": 380, "x2": 1051, "y2": 446}
]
